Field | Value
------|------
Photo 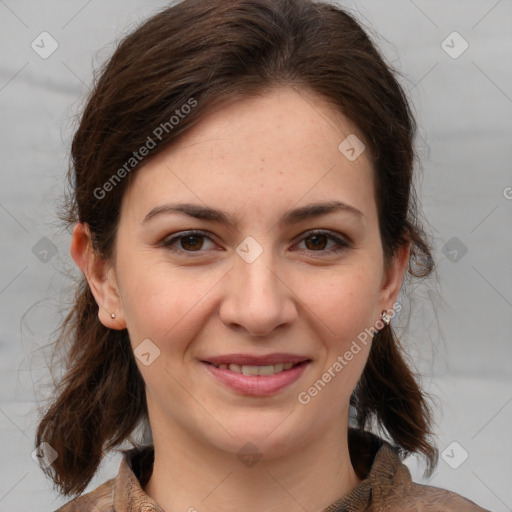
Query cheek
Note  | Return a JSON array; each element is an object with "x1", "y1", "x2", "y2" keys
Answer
[
  {"x1": 296, "y1": 270, "x2": 379, "y2": 411},
  {"x1": 118, "y1": 255, "x2": 223, "y2": 349},
  {"x1": 305, "y1": 265, "x2": 383, "y2": 341}
]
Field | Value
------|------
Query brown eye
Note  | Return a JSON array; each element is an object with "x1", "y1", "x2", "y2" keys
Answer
[
  {"x1": 179, "y1": 234, "x2": 204, "y2": 251},
  {"x1": 295, "y1": 230, "x2": 350, "y2": 254},
  {"x1": 304, "y1": 234, "x2": 329, "y2": 251},
  {"x1": 161, "y1": 231, "x2": 216, "y2": 253}
]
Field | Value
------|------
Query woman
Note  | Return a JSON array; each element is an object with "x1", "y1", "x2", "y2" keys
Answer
[{"x1": 35, "y1": 0, "x2": 491, "y2": 510}]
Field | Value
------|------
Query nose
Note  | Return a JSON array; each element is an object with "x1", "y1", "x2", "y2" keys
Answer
[{"x1": 218, "y1": 246, "x2": 298, "y2": 337}]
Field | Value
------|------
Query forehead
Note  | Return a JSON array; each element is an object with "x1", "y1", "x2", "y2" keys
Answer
[{"x1": 121, "y1": 86, "x2": 377, "y2": 226}]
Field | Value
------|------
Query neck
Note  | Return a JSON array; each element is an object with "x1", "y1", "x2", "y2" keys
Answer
[{"x1": 143, "y1": 415, "x2": 361, "y2": 512}]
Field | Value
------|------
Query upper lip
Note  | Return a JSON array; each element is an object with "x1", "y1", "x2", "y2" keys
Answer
[{"x1": 202, "y1": 353, "x2": 311, "y2": 366}]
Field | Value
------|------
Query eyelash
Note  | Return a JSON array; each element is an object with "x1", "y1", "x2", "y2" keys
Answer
[{"x1": 159, "y1": 229, "x2": 350, "y2": 256}]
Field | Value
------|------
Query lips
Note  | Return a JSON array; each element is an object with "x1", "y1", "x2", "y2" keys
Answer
[{"x1": 201, "y1": 353, "x2": 311, "y2": 396}]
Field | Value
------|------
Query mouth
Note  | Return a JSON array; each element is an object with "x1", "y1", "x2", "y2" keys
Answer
[
  {"x1": 200, "y1": 354, "x2": 311, "y2": 396},
  {"x1": 204, "y1": 360, "x2": 308, "y2": 376}
]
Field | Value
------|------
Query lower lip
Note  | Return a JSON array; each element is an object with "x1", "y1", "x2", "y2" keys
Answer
[{"x1": 203, "y1": 361, "x2": 310, "y2": 396}]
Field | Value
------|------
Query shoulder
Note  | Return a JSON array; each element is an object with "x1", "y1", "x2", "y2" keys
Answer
[
  {"x1": 350, "y1": 431, "x2": 491, "y2": 512},
  {"x1": 50, "y1": 445, "x2": 157, "y2": 512},
  {"x1": 52, "y1": 478, "x2": 115, "y2": 512},
  {"x1": 389, "y1": 480, "x2": 492, "y2": 511},
  {"x1": 375, "y1": 449, "x2": 490, "y2": 511}
]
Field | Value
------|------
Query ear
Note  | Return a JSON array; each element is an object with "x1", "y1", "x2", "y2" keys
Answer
[
  {"x1": 70, "y1": 222, "x2": 127, "y2": 330},
  {"x1": 378, "y1": 243, "x2": 410, "y2": 312}
]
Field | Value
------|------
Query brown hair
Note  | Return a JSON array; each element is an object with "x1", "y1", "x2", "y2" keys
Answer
[{"x1": 36, "y1": 0, "x2": 437, "y2": 497}]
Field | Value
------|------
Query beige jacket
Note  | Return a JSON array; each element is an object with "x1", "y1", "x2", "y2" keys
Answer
[{"x1": 54, "y1": 429, "x2": 491, "y2": 511}]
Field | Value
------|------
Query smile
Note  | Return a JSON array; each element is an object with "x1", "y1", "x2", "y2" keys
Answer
[
  {"x1": 202, "y1": 357, "x2": 311, "y2": 396},
  {"x1": 209, "y1": 362, "x2": 298, "y2": 375}
]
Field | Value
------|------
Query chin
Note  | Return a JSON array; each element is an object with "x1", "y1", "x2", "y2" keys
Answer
[{"x1": 203, "y1": 411, "x2": 312, "y2": 460}]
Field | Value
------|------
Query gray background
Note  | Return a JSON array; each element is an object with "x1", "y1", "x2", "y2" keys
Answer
[{"x1": 1, "y1": 0, "x2": 511, "y2": 510}]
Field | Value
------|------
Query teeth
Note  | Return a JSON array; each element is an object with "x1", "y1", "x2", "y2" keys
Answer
[
  {"x1": 213, "y1": 362, "x2": 299, "y2": 375},
  {"x1": 242, "y1": 365, "x2": 260, "y2": 376},
  {"x1": 256, "y1": 365, "x2": 275, "y2": 376}
]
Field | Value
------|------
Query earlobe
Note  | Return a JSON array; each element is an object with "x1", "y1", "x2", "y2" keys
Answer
[
  {"x1": 70, "y1": 223, "x2": 127, "y2": 330},
  {"x1": 380, "y1": 243, "x2": 411, "y2": 310}
]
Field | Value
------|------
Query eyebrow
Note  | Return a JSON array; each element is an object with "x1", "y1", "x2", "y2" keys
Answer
[{"x1": 142, "y1": 200, "x2": 365, "y2": 227}]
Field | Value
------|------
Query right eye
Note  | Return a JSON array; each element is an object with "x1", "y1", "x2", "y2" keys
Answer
[{"x1": 160, "y1": 230, "x2": 218, "y2": 254}]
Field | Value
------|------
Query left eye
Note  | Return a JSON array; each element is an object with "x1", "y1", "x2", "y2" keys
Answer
[
  {"x1": 160, "y1": 230, "x2": 349, "y2": 254},
  {"x1": 295, "y1": 231, "x2": 349, "y2": 253}
]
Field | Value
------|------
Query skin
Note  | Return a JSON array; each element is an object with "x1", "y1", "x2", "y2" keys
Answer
[{"x1": 71, "y1": 86, "x2": 410, "y2": 512}]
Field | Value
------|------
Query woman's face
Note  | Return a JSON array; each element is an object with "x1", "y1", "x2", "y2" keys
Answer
[{"x1": 98, "y1": 87, "x2": 407, "y2": 459}]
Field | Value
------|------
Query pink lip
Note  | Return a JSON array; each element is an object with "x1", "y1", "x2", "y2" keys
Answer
[{"x1": 202, "y1": 360, "x2": 310, "y2": 396}]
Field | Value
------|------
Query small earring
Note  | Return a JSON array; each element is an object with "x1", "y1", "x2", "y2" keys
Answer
[
  {"x1": 111, "y1": 313, "x2": 116, "y2": 320},
  {"x1": 381, "y1": 310, "x2": 391, "y2": 326}
]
